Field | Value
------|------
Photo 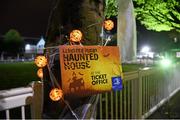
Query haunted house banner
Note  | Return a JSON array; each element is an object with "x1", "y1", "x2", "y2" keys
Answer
[{"x1": 59, "y1": 45, "x2": 122, "y2": 97}]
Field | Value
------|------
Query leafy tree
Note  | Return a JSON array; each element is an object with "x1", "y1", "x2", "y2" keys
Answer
[
  {"x1": 105, "y1": 0, "x2": 118, "y2": 18},
  {"x1": 133, "y1": 0, "x2": 180, "y2": 32},
  {"x1": 3, "y1": 29, "x2": 24, "y2": 55}
]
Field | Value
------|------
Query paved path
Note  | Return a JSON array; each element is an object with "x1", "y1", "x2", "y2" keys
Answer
[{"x1": 148, "y1": 90, "x2": 180, "y2": 119}]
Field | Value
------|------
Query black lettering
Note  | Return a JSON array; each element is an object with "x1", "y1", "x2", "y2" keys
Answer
[
  {"x1": 81, "y1": 62, "x2": 85, "y2": 69},
  {"x1": 64, "y1": 62, "x2": 70, "y2": 70},
  {"x1": 79, "y1": 54, "x2": 85, "y2": 61},
  {"x1": 86, "y1": 61, "x2": 90, "y2": 68},
  {"x1": 92, "y1": 81, "x2": 96, "y2": 85},
  {"x1": 69, "y1": 54, "x2": 74, "y2": 61},
  {"x1": 64, "y1": 61, "x2": 91, "y2": 70},
  {"x1": 63, "y1": 54, "x2": 69, "y2": 61},
  {"x1": 94, "y1": 53, "x2": 98, "y2": 60},
  {"x1": 71, "y1": 62, "x2": 75, "y2": 70}
]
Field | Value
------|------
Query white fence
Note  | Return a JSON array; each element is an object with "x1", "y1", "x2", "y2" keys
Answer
[
  {"x1": 97, "y1": 66, "x2": 180, "y2": 119},
  {"x1": 1, "y1": 66, "x2": 180, "y2": 119},
  {"x1": 0, "y1": 81, "x2": 43, "y2": 119}
]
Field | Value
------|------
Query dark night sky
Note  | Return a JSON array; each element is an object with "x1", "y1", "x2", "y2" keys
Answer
[
  {"x1": 0, "y1": 0, "x2": 52, "y2": 38},
  {"x1": 136, "y1": 21, "x2": 173, "y2": 52},
  {"x1": 0, "y1": 0, "x2": 174, "y2": 51}
]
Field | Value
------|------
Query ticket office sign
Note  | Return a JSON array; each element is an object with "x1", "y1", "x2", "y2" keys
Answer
[{"x1": 59, "y1": 45, "x2": 122, "y2": 97}]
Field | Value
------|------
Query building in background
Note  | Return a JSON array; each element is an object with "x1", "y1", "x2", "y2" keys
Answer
[{"x1": 25, "y1": 36, "x2": 45, "y2": 60}]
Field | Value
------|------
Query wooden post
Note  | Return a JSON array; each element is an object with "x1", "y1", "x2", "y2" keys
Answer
[{"x1": 30, "y1": 81, "x2": 43, "y2": 119}]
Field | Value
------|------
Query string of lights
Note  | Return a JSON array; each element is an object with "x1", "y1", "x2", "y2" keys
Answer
[{"x1": 34, "y1": 19, "x2": 115, "y2": 119}]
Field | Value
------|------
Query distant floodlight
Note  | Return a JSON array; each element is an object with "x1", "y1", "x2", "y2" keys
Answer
[
  {"x1": 160, "y1": 58, "x2": 171, "y2": 68},
  {"x1": 25, "y1": 44, "x2": 31, "y2": 50},
  {"x1": 141, "y1": 46, "x2": 150, "y2": 53}
]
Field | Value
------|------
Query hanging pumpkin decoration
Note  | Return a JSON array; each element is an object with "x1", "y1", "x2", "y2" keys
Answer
[
  {"x1": 104, "y1": 19, "x2": 114, "y2": 31},
  {"x1": 49, "y1": 88, "x2": 63, "y2": 101},
  {"x1": 34, "y1": 55, "x2": 47, "y2": 68},
  {"x1": 37, "y1": 68, "x2": 43, "y2": 79},
  {"x1": 70, "y1": 29, "x2": 83, "y2": 42}
]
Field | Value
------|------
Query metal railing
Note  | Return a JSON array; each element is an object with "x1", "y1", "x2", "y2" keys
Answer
[
  {"x1": 0, "y1": 81, "x2": 43, "y2": 119},
  {"x1": 97, "y1": 66, "x2": 180, "y2": 119}
]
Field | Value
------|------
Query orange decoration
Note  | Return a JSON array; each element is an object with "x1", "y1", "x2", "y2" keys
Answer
[
  {"x1": 104, "y1": 19, "x2": 114, "y2": 31},
  {"x1": 37, "y1": 68, "x2": 43, "y2": 78},
  {"x1": 70, "y1": 29, "x2": 83, "y2": 42},
  {"x1": 49, "y1": 88, "x2": 63, "y2": 101},
  {"x1": 34, "y1": 56, "x2": 47, "y2": 68}
]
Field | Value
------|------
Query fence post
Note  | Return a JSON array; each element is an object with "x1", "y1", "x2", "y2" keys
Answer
[
  {"x1": 138, "y1": 70, "x2": 142, "y2": 118},
  {"x1": 131, "y1": 75, "x2": 138, "y2": 118},
  {"x1": 30, "y1": 81, "x2": 43, "y2": 119}
]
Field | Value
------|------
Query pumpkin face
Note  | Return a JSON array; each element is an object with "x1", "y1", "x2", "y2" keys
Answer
[
  {"x1": 49, "y1": 88, "x2": 63, "y2": 101},
  {"x1": 104, "y1": 19, "x2": 114, "y2": 31},
  {"x1": 37, "y1": 68, "x2": 43, "y2": 78},
  {"x1": 70, "y1": 29, "x2": 83, "y2": 42},
  {"x1": 34, "y1": 56, "x2": 47, "y2": 68}
]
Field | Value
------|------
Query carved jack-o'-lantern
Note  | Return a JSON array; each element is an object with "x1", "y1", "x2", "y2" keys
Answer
[
  {"x1": 49, "y1": 88, "x2": 63, "y2": 101},
  {"x1": 34, "y1": 56, "x2": 47, "y2": 68},
  {"x1": 104, "y1": 19, "x2": 114, "y2": 31},
  {"x1": 37, "y1": 68, "x2": 43, "y2": 79},
  {"x1": 70, "y1": 29, "x2": 83, "y2": 42}
]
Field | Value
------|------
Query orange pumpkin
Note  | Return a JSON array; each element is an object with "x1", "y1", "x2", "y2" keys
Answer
[
  {"x1": 70, "y1": 29, "x2": 83, "y2": 42},
  {"x1": 37, "y1": 68, "x2": 43, "y2": 78},
  {"x1": 34, "y1": 56, "x2": 47, "y2": 68},
  {"x1": 104, "y1": 19, "x2": 114, "y2": 31},
  {"x1": 49, "y1": 88, "x2": 63, "y2": 101}
]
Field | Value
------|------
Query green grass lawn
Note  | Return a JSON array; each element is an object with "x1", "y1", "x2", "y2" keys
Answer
[
  {"x1": 122, "y1": 63, "x2": 144, "y2": 72},
  {"x1": 0, "y1": 62, "x2": 39, "y2": 90},
  {"x1": 0, "y1": 62, "x2": 143, "y2": 90}
]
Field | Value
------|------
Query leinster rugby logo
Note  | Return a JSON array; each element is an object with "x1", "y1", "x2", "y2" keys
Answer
[{"x1": 112, "y1": 77, "x2": 123, "y2": 91}]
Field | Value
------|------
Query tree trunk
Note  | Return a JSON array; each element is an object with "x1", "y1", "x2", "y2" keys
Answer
[
  {"x1": 45, "y1": 0, "x2": 104, "y2": 46},
  {"x1": 43, "y1": 0, "x2": 104, "y2": 119},
  {"x1": 117, "y1": 0, "x2": 137, "y2": 63}
]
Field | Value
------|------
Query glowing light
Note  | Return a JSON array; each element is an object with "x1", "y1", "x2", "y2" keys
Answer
[
  {"x1": 37, "y1": 68, "x2": 43, "y2": 78},
  {"x1": 34, "y1": 56, "x2": 47, "y2": 68},
  {"x1": 160, "y1": 58, "x2": 171, "y2": 68},
  {"x1": 49, "y1": 88, "x2": 63, "y2": 101},
  {"x1": 25, "y1": 44, "x2": 31, "y2": 51},
  {"x1": 70, "y1": 29, "x2": 83, "y2": 42},
  {"x1": 104, "y1": 19, "x2": 114, "y2": 31},
  {"x1": 141, "y1": 46, "x2": 150, "y2": 53}
]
